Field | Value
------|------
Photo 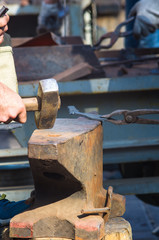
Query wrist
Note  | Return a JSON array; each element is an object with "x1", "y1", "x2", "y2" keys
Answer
[{"x1": 0, "y1": 82, "x2": 7, "y2": 98}]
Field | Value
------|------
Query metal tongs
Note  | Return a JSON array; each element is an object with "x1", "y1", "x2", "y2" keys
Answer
[
  {"x1": 68, "y1": 106, "x2": 159, "y2": 125},
  {"x1": 93, "y1": 17, "x2": 134, "y2": 50}
]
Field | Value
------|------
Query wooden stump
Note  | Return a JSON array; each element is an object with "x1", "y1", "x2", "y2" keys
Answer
[{"x1": 104, "y1": 217, "x2": 132, "y2": 240}]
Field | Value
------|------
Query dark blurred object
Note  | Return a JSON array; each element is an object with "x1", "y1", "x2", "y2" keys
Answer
[
  {"x1": 37, "y1": 2, "x2": 69, "y2": 36},
  {"x1": 121, "y1": 162, "x2": 159, "y2": 206},
  {"x1": 20, "y1": 0, "x2": 32, "y2": 7},
  {"x1": 12, "y1": 32, "x2": 83, "y2": 47},
  {"x1": 0, "y1": 169, "x2": 33, "y2": 187},
  {"x1": 96, "y1": 0, "x2": 121, "y2": 16},
  {"x1": 8, "y1": 14, "x2": 38, "y2": 37},
  {"x1": 14, "y1": 45, "x2": 105, "y2": 81},
  {"x1": 4, "y1": 0, "x2": 31, "y2": 4}
]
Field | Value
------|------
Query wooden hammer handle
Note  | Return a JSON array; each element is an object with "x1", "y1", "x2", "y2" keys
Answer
[{"x1": 22, "y1": 97, "x2": 39, "y2": 111}]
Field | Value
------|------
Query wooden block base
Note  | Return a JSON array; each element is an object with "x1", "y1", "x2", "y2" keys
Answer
[{"x1": 2, "y1": 217, "x2": 131, "y2": 240}]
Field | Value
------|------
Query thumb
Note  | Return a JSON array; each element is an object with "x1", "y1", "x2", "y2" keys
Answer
[
  {"x1": 129, "y1": 4, "x2": 138, "y2": 18},
  {"x1": 133, "y1": 18, "x2": 142, "y2": 39},
  {"x1": 15, "y1": 109, "x2": 27, "y2": 124}
]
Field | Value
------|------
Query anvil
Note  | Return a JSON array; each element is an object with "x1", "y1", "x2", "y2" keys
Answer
[{"x1": 10, "y1": 118, "x2": 125, "y2": 240}]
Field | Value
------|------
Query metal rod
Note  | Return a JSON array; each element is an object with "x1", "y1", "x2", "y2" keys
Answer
[
  {"x1": 101, "y1": 56, "x2": 159, "y2": 67},
  {"x1": 81, "y1": 207, "x2": 110, "y2": 214},
  {"x1": 0, "y1": 148, "x2": 27, "y2": 158},
  {"x1": 0, "y1": 123, "x2": 23, "y2": 130},
  {"x1": 63, "y1": 0, "x2": 67, "y2": 37}
]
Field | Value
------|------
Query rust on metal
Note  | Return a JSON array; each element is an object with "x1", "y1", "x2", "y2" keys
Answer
[
  {"x1": 54, "y1": 62, "x2": 94, "y2": 82},
  {"x1": 81, "y1": 207, "x2": 110, "y2": 214},
  {"x1": 12, "y1": 32, "x2": 83, "y2": 47},
  {"x1": 14, "y1": 45, "x2": 105, "y2": 82},
  {"x1": 95, "y1": 48, "x2": 159, "y2": 78},
  {"x1": 10, "y1": 118, "x2": 125, "y2": 239},
  {"x1": 103, "y1": 186, "x2": 113, "y2": 222}
]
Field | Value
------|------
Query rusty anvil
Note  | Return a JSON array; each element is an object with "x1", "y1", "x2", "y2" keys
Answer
[
  {"x1": 10, "y1": 117, "x2": 125, "y2": 240},
  {"x1": 22, "y1": 78, "x2": 60, "y2": 129}
]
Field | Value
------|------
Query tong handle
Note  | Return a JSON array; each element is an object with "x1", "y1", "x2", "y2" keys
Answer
[
  {"x1": 93, "y1": 17, "x2": 134, "y2": 50},
  {"x1": 125, "y1": 109, "x2": 159, "y2": 124},
  {"x1": 0, "y1": 6, "x2": 9, "y2": 18},
  {"x1": 126, "y1": 109, "x2": 159, "y2": 116},
  {"x1": 103, "y1": 109, "x2": 159, "y2": 125}
]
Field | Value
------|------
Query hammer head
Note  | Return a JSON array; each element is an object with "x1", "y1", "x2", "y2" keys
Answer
[{"x1": 35, "y1": 78, "x2": 60, "y2": 129}]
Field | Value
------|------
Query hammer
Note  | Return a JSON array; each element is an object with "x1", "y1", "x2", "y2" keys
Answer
[{"x1": 22, "y1": 78, "x2": 60, "y2": 129}]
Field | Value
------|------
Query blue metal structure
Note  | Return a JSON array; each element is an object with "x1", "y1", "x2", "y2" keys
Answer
[
  {"x1": 17, "y1": 76, "x2": 159, "y2": 160},
  {"x1": 0, "y1": 75, "x2": 157, "y2": 195},
  {"x1": 1, "y1": 1, "x2": 159, "y2": 198}
]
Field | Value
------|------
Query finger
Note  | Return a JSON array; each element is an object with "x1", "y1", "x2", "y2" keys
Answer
[
  {"x1": 0, "y1": 34, "x2": 4, "y2": 44},
  {"x1": 141, "y1": 23, "x2": 151, "y2": 37},
  {"x1": 4, "y1": 118, "x2": 12, "y2": 124},
  {"x1": 3, "y1": 24, "x2": 8, "y2": 32},
  {"x1": 133, "y1": 15, "x2": 156, "y2": 38},
  {"x1": 15, "y1": 109, "x2": 27, "y2": 124},
  {"x1": 139, "y1": 16, "x2": 155, "y2": 28},
  {"x1": 147, "y1": 25, "x2": 156, "y2": 33},
  {"x1": 0, "y1": 14, "x2": 9, "y2": 28},
  {"x1": 139, "y1": 16, "x2": 156, "y2": 36},
  {"x1": 148, "y1": 9, "x2": 159, "y2": 18},
  {"x1": 128, "y1": 3, "x2": 138, "y2": 17},
  {"x1": 133, "y1": 19, "x2": 142, "y2": 39},
  {"x1": 0, "y1": 24, "x2": 8, "y2": 35}
]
